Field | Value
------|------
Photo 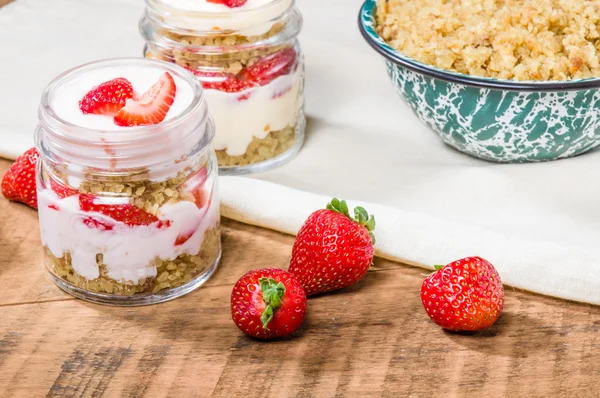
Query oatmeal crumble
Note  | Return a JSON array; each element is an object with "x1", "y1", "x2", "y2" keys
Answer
[
  {"x1": 376, "y1": 0, "x2": 600, "y2": 80},
  {"x1": 45, "y1": 226, "x2": 221, "y2": 295},
  {"x1": 216, "y1": 124, "x2": 296, "y2": 166},
  {"x1": 152, "y1": 23, "x2": 288, "y2": 74},
  {"x1": 43, "y1": 158, "x2": 220, "y2": 295}
]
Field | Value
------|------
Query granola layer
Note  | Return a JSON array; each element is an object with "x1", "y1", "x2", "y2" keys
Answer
[
  {"x1": 376, "y1": 0, "x2": 600, "y2": 80},
  {"x1": 45, "y1": 226, "x2": 221, "y2": 295},
  {"x1": 215, "y1": 124, "x2": 296, "y2": 166},
  {"x1": 53, "y1": 155, "x2": 209, "y2": 215},
  {"x1": 157, "y1": 23, "x2": 288, "y2": 74}
]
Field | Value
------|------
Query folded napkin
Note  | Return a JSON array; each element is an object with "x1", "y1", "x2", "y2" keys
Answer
[
  {"x1": 2, "y1": 0, "x2": 600, "y2": 304},
  {"x1": 221, "y1": 177, "x2": 600, "y2": 304}
]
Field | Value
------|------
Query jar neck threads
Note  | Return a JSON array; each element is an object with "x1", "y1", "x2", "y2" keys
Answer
[{"x1": 142, "y1": 0, "x2": 301, "y2": 45}]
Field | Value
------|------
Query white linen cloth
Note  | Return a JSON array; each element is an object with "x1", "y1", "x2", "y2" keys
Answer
[{"x1": 2, "y1": 0, "x2": 600, "y2": 303}]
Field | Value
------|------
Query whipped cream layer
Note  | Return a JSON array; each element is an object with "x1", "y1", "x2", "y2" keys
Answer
[
  {"x1": 38, "y1": 184, "x2": 220, "y2": 284},
  {"x1": 154, "y1": 0, "x2": 292, "y2": 36},
  {"x1": 51, "y1": 65, "x2": 194, "y2": 130},
  {"x1": 209, "y1": 69, "x2": 303, "y2": 156}
]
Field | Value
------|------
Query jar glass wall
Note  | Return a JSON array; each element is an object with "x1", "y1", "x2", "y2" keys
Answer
[
  {"x1": 140, "y1": 0, "x2": 305, "y2": 175},
  {"x1": 35, "y1": 58, "x2": 221, "y2": 306}
]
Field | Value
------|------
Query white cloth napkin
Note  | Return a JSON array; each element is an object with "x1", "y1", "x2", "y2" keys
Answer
[{"x1": 2, "y1": 0, "x2": 600, "y2": 303}]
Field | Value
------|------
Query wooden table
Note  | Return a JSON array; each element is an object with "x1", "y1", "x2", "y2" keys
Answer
[{"x1": 3, "y1": 157, "x2": 600, "y2": 398}]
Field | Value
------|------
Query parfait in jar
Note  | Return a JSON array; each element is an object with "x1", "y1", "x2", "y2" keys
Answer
[
  {"x1": 36, "y1": 58, "x2": 221, "y2": 305},
  {"x1": 141, "y1": 0, "x2": 305, "y2": 174}
]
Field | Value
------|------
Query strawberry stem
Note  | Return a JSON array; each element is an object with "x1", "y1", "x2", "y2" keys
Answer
[
  {"x1": 434, "y1": 265, "x2": 445, "y2": 270},
  {"x1": 326, "y1": 198, "x2": 376, "y2": 244},
  {"x1": 259, "y1": 277, "x2": 286, "y2": 330}
]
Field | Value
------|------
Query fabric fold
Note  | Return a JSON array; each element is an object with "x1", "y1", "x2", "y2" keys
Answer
[{"x1": 221, "y1": 177, "x2": 600, "y2": 305}]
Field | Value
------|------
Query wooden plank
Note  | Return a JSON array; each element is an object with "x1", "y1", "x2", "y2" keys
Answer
[{"x1": 2, "y1": 262, "x2": 600, "y2": 397}]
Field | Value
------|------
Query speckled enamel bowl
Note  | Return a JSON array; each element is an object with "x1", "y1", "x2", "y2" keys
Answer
[{"x1": 359, "y1": 0, "x2": 600, "y2": 163}]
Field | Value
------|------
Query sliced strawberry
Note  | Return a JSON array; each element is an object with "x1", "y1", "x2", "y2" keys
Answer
[
  {"x1": 82, "y1": 217, "x2": 115, "y2": 231},
  {"x1": 272, "y1": 84, "x2": 293, "y2": 99},
  {"x1": 193, "y1": 70, "x2": 257, "y2": 93},
  {"x1": 157, "y1": 220, "x2": 172, "y2": 229},
  {"x1": 79, "y1": 193, "x2": 160, "y2": 226},
  {"x1": 207, "y1": 0, "x2": 247, "y2": 7},
  {"x1": 79, "y1": 78, "x2": 134, "y2": 116},
  {"x1": 49, "y1": 178, "x2": 78, "y2": 199},
  {"x1": 240, "y1": 48, "x2": 298, "y2": 86},
  {"x1": 114, "y1": 72, "x2": 176, "y2": 127},
  {"x1": 1, "y1": 148, "x2": 39, "y2": 209},
  {"x1": 174, "y1": 230, "x2": 194, "y2": 246},
  {"x1": 183, "y1": 168, "x2": 210, "y2": 209}
]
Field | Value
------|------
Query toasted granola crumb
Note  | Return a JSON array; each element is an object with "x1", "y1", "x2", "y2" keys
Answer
[
  {"x1": 151, "y1": 23, "x2": 288, "y2": 74},
  {"x1": 45, "y1": 226, "x2": 221, "y2": 296},
  {"x1": 376, "y1": 0, "x2": 600, "y2": 80},
  {"x1": 216, "y1": 124, "x2": 296, "y2": 166}
]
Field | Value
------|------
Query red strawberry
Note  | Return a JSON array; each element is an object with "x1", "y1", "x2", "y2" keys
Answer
[
  {"x1": 420, "y1": 256, "x2": 504, "y2": 332},
  {"x1": 174, "y1": 231, "x2": 194, "y2": 246},
  {"x1": 183, "y1": 167, "x2": 209, "y2": 209},
  {"x1": 193, "y1": 70, "x2": 257, "y2": 93},
  {"x1": 79, "y1": 78, "x2": 134, "y2": 116},
  {"x1": 82, "y1": 217, "x2": 115, "y2": 231},
  {"x1": 240, "y1": 48, "x2": 298, "y2": 86},
  {"x1": 231, "y1": 268, "x2": 307, "y2": 339},
  {"x1": 288, "y1": 198, "x2": 376, "y2": 296},
  {"x1": 1, "y1": 148, "x2": 39, "y2": 209},
  {"x1": 207, "y1": 0, "x2": 248, "y2": 7},
  {"x1": 114, "y1": 72, "x2": 176, "y2": 127},
  {"x1": 49, "y1": 178, "x2": 78, "y2": 199},
  {"x1": 79, "y1": 193, "x2": 160, "y2": 226}
]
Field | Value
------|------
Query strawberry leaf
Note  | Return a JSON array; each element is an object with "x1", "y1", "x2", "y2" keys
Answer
[{"x1": 259, "y1": 277, "x2": 286, "y2": 330}]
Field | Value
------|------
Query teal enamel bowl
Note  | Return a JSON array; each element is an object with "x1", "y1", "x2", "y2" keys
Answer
[{"x1": 359, "y1": 0, "x2": 600, "y2": 162}]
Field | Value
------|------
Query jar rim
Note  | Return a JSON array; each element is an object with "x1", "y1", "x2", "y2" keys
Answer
[
  {"x1": 140, "y1": 7, "x2": 301, "y2": 54},
  {"x1": 144, "y1": 0, "x2": 297, "y2": 37},
  {"x1": 145, "y1": 0, "x2": 293, "y2": 18},
  {"x1": 39, "y1": 57, "x2": 207, "y2": 142}
]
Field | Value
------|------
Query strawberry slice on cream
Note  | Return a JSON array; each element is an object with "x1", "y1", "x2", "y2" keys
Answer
[{"x1": 114, "y1": 72, "x2": 177, "y2": 127}]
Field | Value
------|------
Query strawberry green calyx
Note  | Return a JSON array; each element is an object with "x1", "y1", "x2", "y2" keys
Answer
[
  {"x1": 326, "y1": 198, "x2": 376, "y2": 244},
  {"x1": 259, "y1": 277, "x2": 286, "y2": 329},
  {"x1": 434, "y1": 265, "x2": 445, "y2": 270}
]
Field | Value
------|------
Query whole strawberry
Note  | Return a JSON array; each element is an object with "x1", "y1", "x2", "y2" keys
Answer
[
  {"x1": 231, "y1": 268, "x2": 307, "y2": 339},
  {"x1": 289, "y1": 198, "x2": 376, "y2": 296},
  {"x1": 420, "y1": 256, "x2": 504, "y2": 331},
  {"x1": 1, "y1": 148, "x2": 39, "y2": 209}
]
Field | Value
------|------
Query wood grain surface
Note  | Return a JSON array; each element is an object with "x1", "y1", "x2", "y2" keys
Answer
[{"x1": 3, "y1": 154, "x2": 600, "y2": 398}]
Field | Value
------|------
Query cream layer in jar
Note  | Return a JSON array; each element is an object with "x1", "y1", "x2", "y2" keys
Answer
[
  {"x1": 210, "y1": 69, "x2": 303, "y2": 156},
  {"x1": 38, "y1": 181, "x2": 220, "y2": 284}
]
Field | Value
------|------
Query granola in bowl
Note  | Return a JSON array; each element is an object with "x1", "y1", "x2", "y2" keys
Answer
[{"x1": 376, "y1": 0, "x2": 600, "y2": 81}]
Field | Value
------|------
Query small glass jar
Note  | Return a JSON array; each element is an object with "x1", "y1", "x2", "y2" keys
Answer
[
  {"x1": 140, "y1": 0, "x2": 305, "y2": 175},
  {"x1": 35, "y1": 58, "x2": 221, "y2": 306}
]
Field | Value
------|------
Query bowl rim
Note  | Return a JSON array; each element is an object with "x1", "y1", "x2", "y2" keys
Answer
[{"x1": 358, "y1": 0, "x2": 600, "y2": 92}]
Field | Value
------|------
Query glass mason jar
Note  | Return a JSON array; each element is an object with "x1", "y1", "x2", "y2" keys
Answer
[
  {"x1": 35, "y1": 58, "x2": 221, "y2": 306},
  {"x1": 140, "y1": 0, "x2": 305, "y2": 175}
]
